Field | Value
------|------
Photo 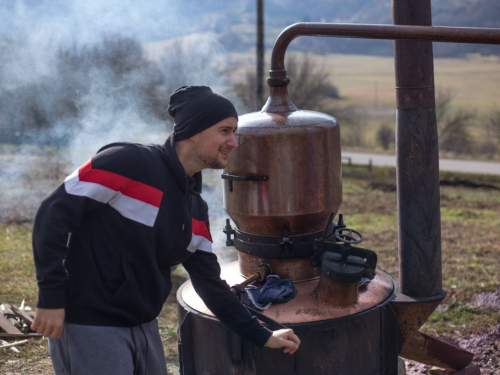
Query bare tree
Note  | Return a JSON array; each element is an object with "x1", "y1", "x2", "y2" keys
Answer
[
  {"x1": 435, "y1": 88, "x2": 476, "y2": 154},
  {"x1": 487, "y1": 107, "x2": 500, "y2": 149},
  {"x1": 233, "y1": 53, "x2": 371, "y2": 149},
  {"x1": 0, "y1": 35, "x2": 168, "y2": 145},
  {"x1": 234, "y1": 53, "x2": 339, "y2": 112},
  {"x1": 339, "y1": 109, "x2": 368, "y2": 147},
  {"x1": 286, "y1": 53, "x2": 339, "y2": 111},
  {"x1": 376, "y1": 124, "x2": 394, "y2": 150}
]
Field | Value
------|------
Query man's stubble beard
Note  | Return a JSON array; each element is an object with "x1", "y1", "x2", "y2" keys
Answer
[{"x1": 197, "y1": 150, "x2": 226, "y2": 170}]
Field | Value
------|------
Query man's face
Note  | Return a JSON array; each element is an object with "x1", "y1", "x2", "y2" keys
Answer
[{"x1": 192, "y1": 116, "x2": 238, "y2": 170}]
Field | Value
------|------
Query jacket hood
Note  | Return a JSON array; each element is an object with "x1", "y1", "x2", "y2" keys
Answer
[{"x1": 162, "y1": 132, "x2": 202, "y2": 195}]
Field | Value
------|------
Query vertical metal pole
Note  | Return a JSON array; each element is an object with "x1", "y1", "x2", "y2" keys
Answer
[
  {"x1": 256, "y1": 0, "x2": 264, "y2": 109},
  {"x1": 393, "y1": 0, "x2": 442, "y2": 297}
]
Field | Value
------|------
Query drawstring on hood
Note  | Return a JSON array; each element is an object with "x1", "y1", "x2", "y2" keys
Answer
[
  {"x1": 182, "y1": 177, "x2": 189, "y2": 230},
  {"x1": 162, "y1": 133, "x2": 202, "y2": 231}
]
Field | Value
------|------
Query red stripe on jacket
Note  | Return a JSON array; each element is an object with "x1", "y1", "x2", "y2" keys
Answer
[
  {"x1": 191, "y1": 218, "x2": 212, "y2": 242},
  {"x1": 79, "y1": 159, "x2": 163, "y2": 207}
]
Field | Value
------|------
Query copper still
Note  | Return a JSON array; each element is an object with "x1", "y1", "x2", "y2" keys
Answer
[
  {"x1": 177, "y1": 68, "x2": 399, "y2": 375},
  {"x1": 177, "y1": 16, "x2": 500, "y2": 375},
  {"x1": 221, "y1": 98, "x2": 342, "y2": 282},
  {"x1": 222, "y1": 107, "x2": 342, "y2": 238}
]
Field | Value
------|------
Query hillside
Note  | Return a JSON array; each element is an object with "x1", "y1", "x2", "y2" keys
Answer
[
  {"x1": 187, "y1": 0, "x2": 500, "y2": 57},
  {"x1": 2, "y1": 0, "x2": 498, "y2": 57}
]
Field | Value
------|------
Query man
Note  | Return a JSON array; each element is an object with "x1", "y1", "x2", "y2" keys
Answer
[{"x1": 31, "y1": 86, "x2": 300, "y2": 374}]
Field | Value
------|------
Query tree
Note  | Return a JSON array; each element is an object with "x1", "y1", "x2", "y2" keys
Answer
[
  {"x1": 285, "y1": 53, "x2": 340, "y2": 111},
  {"x1": 487, "y1": 107, "x2": 500, "y2": 150},
  {"x1": 340, "y1": 110, "x2": 368, "y2": 147},
  {"x1": 0, "y1": 35, "x2": 168, "y2": 145},
  {"x1": 435, "y1": 88, "x2": 476, "y2": 154},
  {"x1": 376, "y1": 124, "x2": 394, "y2": 150},
  {"x1": 234, "y1": 53, "x2": 339, "y2": 113}
]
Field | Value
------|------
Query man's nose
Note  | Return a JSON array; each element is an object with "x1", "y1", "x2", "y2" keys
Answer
[{"x1": 228, "y1": 133, "x2": 239, "y2": 149}]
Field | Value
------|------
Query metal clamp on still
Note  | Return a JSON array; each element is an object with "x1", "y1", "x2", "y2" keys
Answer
[{"x1": 312, "y1": 212, "x2": 377, "y2": 307}]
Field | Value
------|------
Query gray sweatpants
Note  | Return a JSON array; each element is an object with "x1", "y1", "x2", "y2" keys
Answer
[{"x1": 48, "y1": 319, "x2": 168, "y2": 375}]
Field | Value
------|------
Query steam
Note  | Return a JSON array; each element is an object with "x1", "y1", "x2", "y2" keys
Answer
[{"x1": 0, "y1": 0, "x2": 243, "y2": 259}]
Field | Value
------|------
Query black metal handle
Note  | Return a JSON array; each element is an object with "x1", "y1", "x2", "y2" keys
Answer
[
  {"x1": 221, "y1": 173, "x2": 269, "y2": 192},
  {"x1": 221, "y1": 173, "x2": 269, "y2": 182}
]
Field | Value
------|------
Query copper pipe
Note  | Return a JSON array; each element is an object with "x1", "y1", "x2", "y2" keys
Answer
[
  {"x1": 256, "y1": 0, "x2": 264, "y2": 109},
  {"x1": 269, "y1": 22, "x2": 500, "y2": 73}
]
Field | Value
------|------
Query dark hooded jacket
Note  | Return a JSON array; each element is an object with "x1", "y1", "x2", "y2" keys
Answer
[{"x1": 32, "y1": 133, "x2": 272, "y2": 347}]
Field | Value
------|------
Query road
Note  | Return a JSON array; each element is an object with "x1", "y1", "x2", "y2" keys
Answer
[{"x1": 342, "y1": 152, "x2": 500, "y2": 176}]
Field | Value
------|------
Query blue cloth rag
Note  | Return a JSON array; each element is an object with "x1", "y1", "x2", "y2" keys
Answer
[{"x1": 241, "y1": 275, "x2": 297, "y2": 310}]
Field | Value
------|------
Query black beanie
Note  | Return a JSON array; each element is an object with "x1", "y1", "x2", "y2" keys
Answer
[{"x1": 168, "y1": 86, "x2": 238, "y2": 141}]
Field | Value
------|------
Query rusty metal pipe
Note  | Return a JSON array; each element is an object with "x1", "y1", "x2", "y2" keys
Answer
[
  {"x1": 393, "y1": 0, "x2": 440, "y2": 300},
  {"x1": 400, "y1": 331, "x2": 475, "y2": 371},
  {"x1": 269, "y1": 22, "x2": 500, "y2": 72},
  {"x1": 256, "y1": 0, "x2": 264, "y2": 109}
]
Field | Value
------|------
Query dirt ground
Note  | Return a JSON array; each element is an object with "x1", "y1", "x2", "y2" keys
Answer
[{"x1": 405, "y1": 322, "x2": 500, "y2": 374}]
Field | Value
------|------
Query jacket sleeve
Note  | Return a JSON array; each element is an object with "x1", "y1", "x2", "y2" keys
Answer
[
  {"x1": 33, "y1": 144, "x2": 141, "y2": 309},
  {"x1": 182, "y1": 250, "x2": 273, "y2": 348}
]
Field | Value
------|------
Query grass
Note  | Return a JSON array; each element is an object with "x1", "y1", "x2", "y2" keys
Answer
[
  {"x1": 1, "y1": 162, "x2": 499, "y2": 373},
  {"x1": 427, "y1": 303, "x2": 500, "y2": 336},
  {"x1": 0, "y1": 225, "x2": 37, "y2": 302},
  {"x1": 341, "y1": 165, "x2": 500, "y2": 337}
]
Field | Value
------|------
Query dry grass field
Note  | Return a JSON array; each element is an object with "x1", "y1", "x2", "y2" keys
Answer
[
  {"x1": 320, "y1": 53, "x2": 500, "y2": 111},
  {"x1": 230, "y1": 51, "x2": 500, "y2": 111}
]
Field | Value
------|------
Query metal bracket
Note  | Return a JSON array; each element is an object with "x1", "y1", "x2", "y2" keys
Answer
[
  {"x1": 223, "y1": 219, "x2": 235, "y2": 247},
  {"x1": 311, "y1": 212, "x2": 377, "y2": 280},
  {"x1": 267, "y1": 69, "x2": 290, "y2": 87},
  {"x1": 279, "y1": 229, "x2": 294, "y2": 259},
  {"x1": 221, "y1": 173, "x2": 269, "y2": 192}
]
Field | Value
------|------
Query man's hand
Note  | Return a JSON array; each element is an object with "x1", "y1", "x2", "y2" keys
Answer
[
  {"x1": 31, "y1": 308, "x2": 65, "y2": 339},
  {"x1": 264, "y1": 329, "x2": 301, "y2": 354}
]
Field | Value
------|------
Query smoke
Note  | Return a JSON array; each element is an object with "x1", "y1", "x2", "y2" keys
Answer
[
  {"x1": 0, "y1": 0, "x2": 243, "y2": 159},
  {"x1": 0, "y1": 0, "x2": 244, "y2": 249},
  {"x1": 202, "y1": 169, "x2": 238, "y2": 263}
]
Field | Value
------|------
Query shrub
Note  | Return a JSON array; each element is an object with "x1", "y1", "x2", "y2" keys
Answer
[
  {"x1": 435, "y1": 88, "x2": 476, "y2": 155},
  {"x1": 376, "y1": 124, "x2": 394, "y2": 150}
]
